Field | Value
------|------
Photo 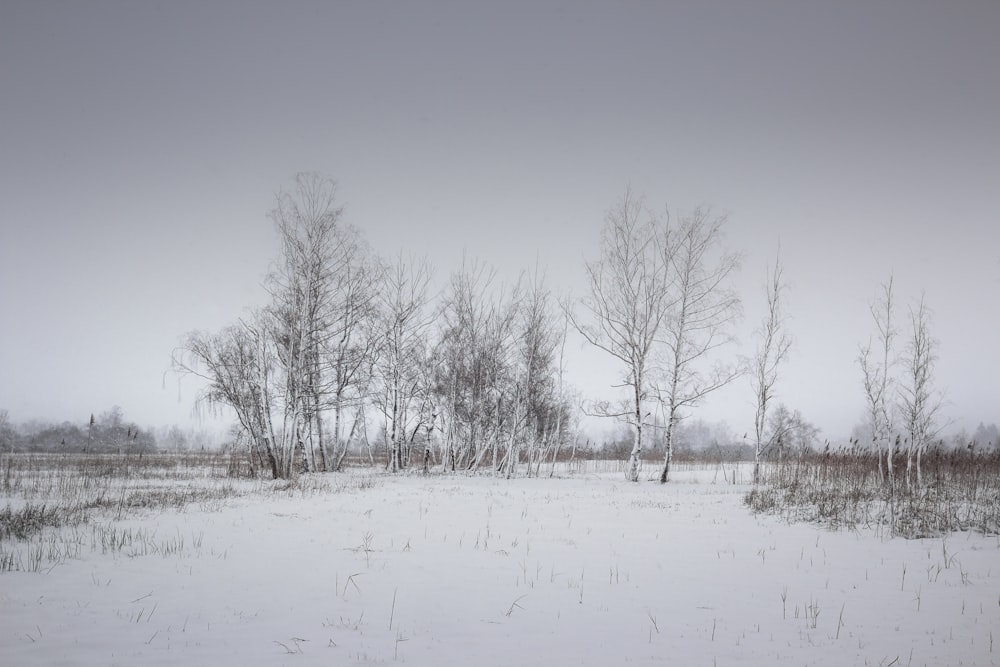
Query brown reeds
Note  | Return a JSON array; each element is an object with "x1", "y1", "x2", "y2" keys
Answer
[{"x1": 745, "y1": 447, "x2": 1000, "y2": 538}]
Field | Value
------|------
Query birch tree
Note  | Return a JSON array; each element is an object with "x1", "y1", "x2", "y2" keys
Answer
[
  {"x1": 323, "y1": 230, "x2": 382, "y2": 471},
  {"x1": 266, "y1": 172, "x2": 345, "y2": 472},
  {"x1": 435, "y1": 257, "x2": 519, "y2": 472},
  {"x1": 372, "y1": 253, "x2": 435, "y2": 472},
  {"x1": 654, "y1": 209, "x2": 742, "y2": 483},
  {"x1": 503, "y1": 267, "x2": 562, "y2": 478},
  {"x1": 265, "y1": 173, "x2": 386, "y2": 472},
  {"x1": 175, "y1": 314, "x2": 293, "y2": 478},
  {"x1": 435, "y1": 257, "x2": 495, "y2": 471},
  {"x1": 898, "y1": 294, "x2": 944, "y2": 490},
  {"x1": 570, "y1": 188, "x2": 670, "y2": 482},
  {"x1": 751, "y1": 250, "x2": 792, "y2": 484},
  {"x1": 547, "y1": 300, "x2": 573, "y2": 477},
  {"x1": 858, "y1": 276, "x2": 897, "y2": 483},
  {"x1": 176, "y1": 173, "x2": 363, "y2": 478}
]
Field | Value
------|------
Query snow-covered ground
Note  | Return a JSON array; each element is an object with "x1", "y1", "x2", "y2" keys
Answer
[{"x1": 2, "y1": 463, "x2": 998, "y2": 666}]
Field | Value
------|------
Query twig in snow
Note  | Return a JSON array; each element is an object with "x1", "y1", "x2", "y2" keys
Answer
[{"x1": 505, "y1": 595, "x2": 527, "y2": 617}]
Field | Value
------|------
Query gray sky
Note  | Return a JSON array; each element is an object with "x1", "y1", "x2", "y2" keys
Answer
[{"x1": 2, "y1": 1, "x2": 998, "y2": 440}]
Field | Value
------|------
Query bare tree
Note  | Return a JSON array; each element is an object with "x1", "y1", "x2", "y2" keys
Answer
[
  {"x1": 322, "y1": 229, "x2": 382, "y2": 471},
  {"x1": 175, "y1": 314, "x2": 291, "y2": 478},
  {"x1": 546, "y1": 297, "x2": 574, "y2": 478},
  {"x1": 176, "y1": 173, "x2": 365, "y2": 479},
  {"x1": 372, "y1": 252, "x2": 435, "y2": 473},
  {"x1": 434, "y1": 256, "x2": 519, "y2": 473},
  {"x1": 766, "y1": 404, "x2": 820, "y2": 459},
  {"x1": 973, "y1": 422, "x2": 1000, "y2": 452},
  {"x1": 0, "y1": 409, "x2": 13, "y2": 453},
  {"x1": 858, "y1": 275, "x2": 897, "y2": 483},
  {"x1": 569, "y1": 188, "x2": 670, "y2": 482},
  {"x1": 266, "y1": 172, "x2": 346, "y2": 472},
  {"x1": 262, "y1": 172, "x2": 388, "y2": 473},
  {"x1": 898, "y1": 294, "x2": 945, "y2": 490},
  {"x1": 653, "y1": 208, "x2": 742, "y2": 483},
  {"x1": 751, "y1": 250, "x2": 792, "y2": 484},
  {"x1": 502, "y1": 266, "x2": 563, "y2": 478}
]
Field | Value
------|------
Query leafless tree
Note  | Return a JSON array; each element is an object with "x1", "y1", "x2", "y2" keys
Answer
[
  {"x1": 266, "y1": 172, "x2": 346, "y2": 472},
  {"x1": 175, "y1": 314, "x2": 293, "y2": 478},
  {"x1": 858, "y1": 276, "x2": 897, "y2": 483},
  {"x1": 372, "y1": 252, "x2": 435, "y2": 472},
  {"x1": 264, "y1": 172, "x2": 389, "y2": 473},
  {"x1": 546, "y1": 297, "x2": 574, "y2": 478},
  {"x1": 502, "y1": 266, "x2": 563, "y2": 478},
  {"x1": 435, "y1": 257, "x2": 491, "y2": 471},
  {"x1": 751, "y1": 250, "x2": 792, "y2": 484},
  {"x1": 176, "y1": 173, "x2": 373, "y2": 478},
  {"x1": 0, "y1": 409, "x2": 13, "y2": 453},
  {"x1": 973, "y1": 422, "x2": 1000, "y2": 452},
  {"x1": 898, "y1": 294, "x2": 945, "y2": 490},
  {"x1": 766, "y1": 403, "x2": 820, "y2": 459},
  {"x1": 653, "y1": 208, "x2": 742, "y2": 483},
  {"x1": 569, "y1": 188, "x2": 671, "y2": 482},
  {"x1": 434, "y1": 256, "x2": 520, "y2": 473},
  {"x1": 321, "y1": 229, "x2": 382, "y2": 471}
]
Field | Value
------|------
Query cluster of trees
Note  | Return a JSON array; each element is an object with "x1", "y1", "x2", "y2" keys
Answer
[
  {"x1": 174, "y1": 178, "x2": 822, "y2": 483},
  {"x1": 569, "y1": 192, "x2": 814, "y2": 484},
  {"x1": 856, "y1": 277, "x2": 994, "y2": 489},
  {"x1": 570, "y1": 189, "x2": 746, "y2": 483},
  {"x1": 597, "y1": 418, "x2": 754, "y2": 462},
  {"x1": 762, "y1": 404, "x2": 821, "y2": 459},
  {"x1": 175, "y1": 174, "x2": 575, "y2": 480},
  {"x1": 170, "y1": 174, "x2": 988, "y2": 485},
  {"x1": 858, "y1": 277, "x2": 936, "y2": 490},
  {"x1": 954, "y1": 422, "x2": 1000, "y2": 451},
  {"x1": 0, "y1": 407, "x2": 155, "y2": 453}
]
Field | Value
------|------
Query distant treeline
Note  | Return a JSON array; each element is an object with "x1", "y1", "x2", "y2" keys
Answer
[{"x1": 0, "y1": 407, "x2": 155, "y2": 454}]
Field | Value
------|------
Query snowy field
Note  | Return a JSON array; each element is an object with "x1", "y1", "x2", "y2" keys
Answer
[{"x1": 2, "y1": 462, "x2": 998, "y2": 666}]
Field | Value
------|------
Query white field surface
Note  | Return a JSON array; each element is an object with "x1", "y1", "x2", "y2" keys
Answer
[{"x1": 2, "y1": 462, "x2": 999, "y2": 666}]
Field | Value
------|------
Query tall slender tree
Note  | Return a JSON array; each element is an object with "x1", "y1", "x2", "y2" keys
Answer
[
  {"x1": 266, "y1": 172, "x2": 346, "y2": 472},
  {"x1": 372, "y1": 252, "x2": 435, "y2": 472},
  {"x1": 176, "y1": 173, "x2": 357, "y2": 479},
  {"x1": 751, "y1": 250, "x2": 792, "y2": 484},
  {"x1": 322, "y1": 228, "x2": 381, "y2": 471},
  {"x1": 654, "y1": 208, "x2": 742, "y2": 483},
  {"x1": 569, "y1": 188, "x2": 671, "y2": 482},
  {"x1": 898, "y1": 294, "x2": 945, "y2": 490},
  {"x1": 435, "y1": 256, "x2": 520, "y2": 472},
  {"x1": 503, "y1": 266, "x2": 562, "y2": 478},
  {"x1": 858, "y1": 275, "x2": 897, "y2": 483}
]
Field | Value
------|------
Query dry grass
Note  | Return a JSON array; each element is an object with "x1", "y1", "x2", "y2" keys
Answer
[
  {"x1": 745, "y1": 449, "x2": 1000, "y2": 537},
  {"x1": 0, "y1": 451, "x2": 377, "y2": 568}
]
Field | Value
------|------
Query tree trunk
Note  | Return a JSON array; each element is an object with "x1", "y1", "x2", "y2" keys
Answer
[
  {"x1": 916, "y1": 442, "x2": 923, "y2": 489},
  {"x1": 905, "y1": 438, "x2": 913, "y2": 492},
  {"x1": 887, "y1": 435, "x2": 897, "y2": 486},
  {"x1": 423, "y1": 410, "x2": 436, "y2": 475},
  {"x1": 627, "y1": 424, "x2": 642, "y2": 482},
  {"x1": 314, "y1": 389, "x2": 327, "y2": 472},
  {"x1": 262, "y1": 435, "x2": 280, "y2": 480},
  {"x1": 659, "y1": 410, "x2": 677, "y2": 484},
  {"x1": 626, "y1": 376, "x2": 644, "y2": 482},
  {"x1": 548, "y1": 432, "x2": 563, "y2": 478}
]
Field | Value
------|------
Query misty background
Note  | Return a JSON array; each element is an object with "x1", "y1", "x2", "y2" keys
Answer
[{"x1": 1, "y1": 1, "x2": 998, "y2": 444}]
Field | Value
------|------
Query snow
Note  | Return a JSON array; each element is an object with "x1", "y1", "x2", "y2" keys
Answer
[{"x1": 2, "y1": 463, "x2": 998, "y2": 666}]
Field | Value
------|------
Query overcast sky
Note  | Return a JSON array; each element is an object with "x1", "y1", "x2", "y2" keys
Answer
[{"x1": 1, "y1": 1, "x2": 998, "y2": 441}]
